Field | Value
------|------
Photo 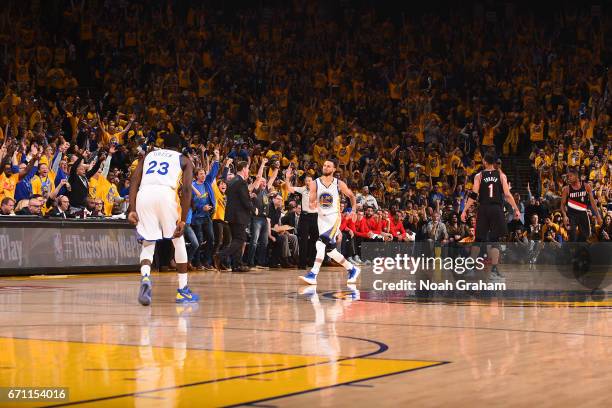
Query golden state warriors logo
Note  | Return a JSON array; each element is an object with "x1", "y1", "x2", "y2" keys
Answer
[{"x1": 319, "y1": 192, "x2": 334, "y2": 209}]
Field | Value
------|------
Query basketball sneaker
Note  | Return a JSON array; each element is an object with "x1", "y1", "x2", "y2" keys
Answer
[
  {"x1": 138, "y1": 276, "x2": 152, "y2": 306},
  {"x1": 349, "y1": 256, "x2": 363, "y2": 265},
  {"x1": 176, "y1": 286, "x2": 200, "y2": 303},
  {"x1": 347, "y1": 266, "x2": 361, "y2": 284},
  {"x1": 299, "y1": 271, "x2": 318, "y2": 285},
  {"x1": 490, "y1": 265, "x2": 505, "y2": 282}
]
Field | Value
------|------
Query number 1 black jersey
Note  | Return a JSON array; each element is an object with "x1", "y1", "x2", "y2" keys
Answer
[{"x1": 478, "y1": 170, "x2": 503, "y2": 205}]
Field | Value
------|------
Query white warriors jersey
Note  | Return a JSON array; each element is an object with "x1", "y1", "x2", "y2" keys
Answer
[
  {"x1": 315, "y1": 177, "x2": 340, "y2": 216},
  {"x1": 139, "y1": 149, "x2": 183, "y2": 190}
]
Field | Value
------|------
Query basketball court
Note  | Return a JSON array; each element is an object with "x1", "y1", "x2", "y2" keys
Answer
[{"x1": 0, "y1": 267, "x2": 610, "y2": 407}]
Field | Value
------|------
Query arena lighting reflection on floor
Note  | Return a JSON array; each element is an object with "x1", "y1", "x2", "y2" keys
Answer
[{"x1": 315, "y1": 288, "x2": 611, "y2": 307}]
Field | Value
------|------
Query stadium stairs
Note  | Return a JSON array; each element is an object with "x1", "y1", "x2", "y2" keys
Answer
[{"x1": 501, "y1": 152, "x2": 532, "y2": 199}]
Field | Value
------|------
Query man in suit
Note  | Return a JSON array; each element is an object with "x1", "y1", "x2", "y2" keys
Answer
[
  {"x1": 68, "y1": 151, "x2": 102, "y2": 208},
  {"x1": 47, "y1": 195, "x2": 73, "y2": 218},
  {"x1": 269, "y1": 193, "x2": 299, "y2": 267},
  {"x1": 281, "y1": 203, "x2": 301, "y2": 233},
  {"x1": 215, "y1": 161, "x2": 256, "y2": 272}
]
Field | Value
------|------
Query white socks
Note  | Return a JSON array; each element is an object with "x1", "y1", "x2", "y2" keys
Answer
[
  {"x1": 178, "y1": 273, "x2": 188, "y2": 289},
  {"x1": 141, "y1": 264, "x2": 151, "y2": 277}
]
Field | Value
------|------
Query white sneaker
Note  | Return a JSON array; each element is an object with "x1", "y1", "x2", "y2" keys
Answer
[{"x1": 354, "y1": 255, "x2": 364, "y2": 263}]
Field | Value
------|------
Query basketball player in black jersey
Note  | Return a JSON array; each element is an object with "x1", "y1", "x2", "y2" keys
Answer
[
  {"x1": 560, "y1": 168, "x2": 602, "y2": 242},
  {"x1": 461, "y1": 153, "x2": 521, "y2": 279}
]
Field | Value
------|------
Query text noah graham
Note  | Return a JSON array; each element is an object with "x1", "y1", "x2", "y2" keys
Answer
[{"x1": 372, "y1": 279, "x2": 506, "y2": 291}]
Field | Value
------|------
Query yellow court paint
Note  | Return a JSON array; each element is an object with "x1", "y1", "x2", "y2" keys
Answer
[{"x1": 0, "y1": 338, "x2": 442, "y2": 407}]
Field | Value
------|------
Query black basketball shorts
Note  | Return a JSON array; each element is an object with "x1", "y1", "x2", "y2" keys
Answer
[{"x1": 475, "y1": 204, "x2": 507, "y2": 242}]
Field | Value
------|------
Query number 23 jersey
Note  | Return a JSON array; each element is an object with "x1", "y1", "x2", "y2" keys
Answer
[{"x1": 140, "y1": 149, "x2": 183, "y2": 190}]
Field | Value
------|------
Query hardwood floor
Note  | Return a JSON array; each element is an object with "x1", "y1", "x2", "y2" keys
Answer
[{"x1": 0, "y1": 267, "x2": 609, "y2": 407}]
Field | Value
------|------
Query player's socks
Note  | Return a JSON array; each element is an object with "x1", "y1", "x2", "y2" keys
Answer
[
  {"x1": 311, "y1": 259, "x2": 323, "y2": 274},
  {"x1": 141, "y1": 264, "x2": 151, "y2": 277},
  {"x1": 178, "y1": 273, "x2": 188, "y2": 289}
]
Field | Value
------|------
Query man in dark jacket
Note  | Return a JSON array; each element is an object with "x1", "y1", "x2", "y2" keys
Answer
[
  {"x1": 215, "y1": 161, "x2": 256, "y2": 272},
  {"x1": 16, "y1": 195, "x2": 43, "y2": 216},
  {"x1": 68, "y1": 152, "x2": 102, "y2": 208},
  {"x1": 47, "y1": 195, "x2": 73, "y2": 218}
]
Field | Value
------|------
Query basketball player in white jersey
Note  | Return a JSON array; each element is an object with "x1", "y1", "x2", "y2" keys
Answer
[
  {"x1": 299, "y1": 159, "x2": 360, "y2": 285},
  {"x1": 128, "y1": 133, "x2": 199, "y2": 306}
]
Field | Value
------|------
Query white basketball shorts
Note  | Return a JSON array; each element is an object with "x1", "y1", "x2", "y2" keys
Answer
[{"x1": 136, "y1": 186, "x2": 181, "y2": 241}]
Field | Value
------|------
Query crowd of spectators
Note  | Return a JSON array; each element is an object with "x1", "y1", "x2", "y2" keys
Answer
[{"x1": 1, "y1": 1, "x2": 612, "y2": 269}]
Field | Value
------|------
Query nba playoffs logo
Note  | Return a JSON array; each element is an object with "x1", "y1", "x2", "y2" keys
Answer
[{"x1": 319, "y1": 192, "x2": 334, "y2": 209}]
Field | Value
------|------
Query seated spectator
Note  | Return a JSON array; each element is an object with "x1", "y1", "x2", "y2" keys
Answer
[
  {"x1": 90, "y1": 199, "x2": 106, "y2": 218},
  {"x1": 268, "y1": 193, "x2": 298, "y2": 267},
  {"x1": 389, "y1": 210, "x2": 413, "y2": 241},
  {"x1": 1, "y1": 197, "x2": 15, "y2": 215},
  {"x1": 459, "y1": 227, "x2": 476, "y2": 243},
  {"x1": 339, "y1": 207, "x2": 359, "y2": 264},
  {"x1": 47, "y1": 195, "x2": 73, "y2": 218},
  {"x1": 280, "y1": 202, "x2": 300, "y2": 231},
  {"x1": 597, "y1": 215, "x2": 612, "y2": 241},
  {"x1": 446, "y1": 213, "x2": 467, "y2": 244},
  {"x1": 16, "y1": 195, "x2": 43, "y2": 216},
  {"x1": 527, "y1": 215, "x2": 542, "y2": 242}
]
